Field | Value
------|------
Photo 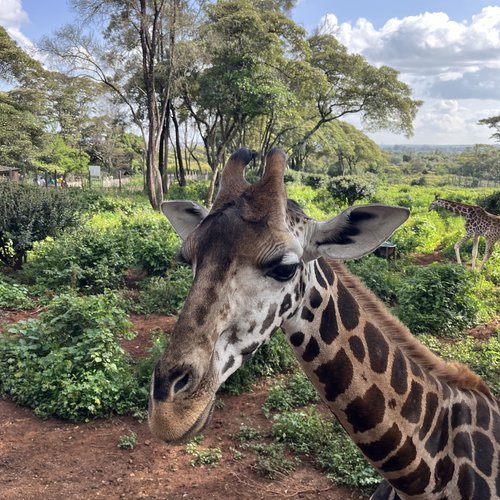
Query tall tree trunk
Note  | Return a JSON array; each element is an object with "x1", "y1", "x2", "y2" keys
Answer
[{"x1": 171, "y1": 104, "x2": 186, "y2": 187}]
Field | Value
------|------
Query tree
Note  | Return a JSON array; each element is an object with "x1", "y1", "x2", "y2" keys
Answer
[
  {"x1": 290, "y1": 34, "x2": 421, "y2": 155},
  {"x1": 43, "y1": 0, "x2": 189, "y2": 209},
  {"x1": 181, "y1": 0, "x2": 306, "y2": 204},
  {"x1": 479, "y1": 115, "x2": 500, "y2": 142}
]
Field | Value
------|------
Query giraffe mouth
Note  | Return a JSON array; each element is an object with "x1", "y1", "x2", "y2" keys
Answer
[
  {"x1": 149, "y1": 395, "x2": 216, "y2": 444},
  {"x1": 172, "y1": 397, "x2": 216, "y2": 444}
]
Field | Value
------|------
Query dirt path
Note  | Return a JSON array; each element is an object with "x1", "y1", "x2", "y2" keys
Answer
[{"x1": 0, "y1": 312, "x2": 367, "y2": 500}]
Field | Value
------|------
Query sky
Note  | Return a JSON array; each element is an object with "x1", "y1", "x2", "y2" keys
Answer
[{"x1": 1, "y1": 0, "x2": 500, "y2": 146}]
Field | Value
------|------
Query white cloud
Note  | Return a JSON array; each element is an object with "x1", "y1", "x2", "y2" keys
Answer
[
  {"x1": 318, "y1": 7, "x2": 500, "y2": 143},
  {"x1": 0, "y1": 0, "x2": 35, "y2": 52}
]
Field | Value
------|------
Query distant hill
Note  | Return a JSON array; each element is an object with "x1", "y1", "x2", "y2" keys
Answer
[{"x1": 379, "y1": 145, "x2": 487, "y2": 154}]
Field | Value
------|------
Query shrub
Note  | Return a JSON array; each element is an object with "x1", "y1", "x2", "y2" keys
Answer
[
  {"x1": 346, "y1": 255, "x2": 400, "y2": 305},
  {"x1": 0, "y1": 182, "x2": 82, "y2": 269},
  {"x1": 477, "y1": 191, "x2": 500, "y2": 215},
  {"x1": 271, "y1": 408, "x2": 379, "y2": 489},
  {"x1": 0, "y1": 292, "x2": 143, "y2": 420},
  {"x1": 419, "y1": 335, "x2": 500, "y2": 394},
  {"x1": 325, "y1": 175, "x2": 377, "y2": 207},
  {"x1": 167, "y1": 182, "x2": 210, "y2": 206},
  {"x1": 262, "y1": 371, "x2": 319, "y2": 417},
  {"x1": 0, "y1": 276, "x2": 33, "y2": 310},
  {"x1": 133, "y1": 267, "x2": 192, "y2": 315},
  {"x1": 394, "y1": 263, "x2": 494, "y2": 335},
  {"x1": 222, "y1": 331, "x2": 296, "y2": 395},
  {"x1": 244, "y1": 442, "x2": 297, "y2": 479},
  {"x1": 22, "y1": 211, "x2": 180, "y2": 293},
  {"x1": 391, "y1": 212, "x2": 446, "y2": 254}
]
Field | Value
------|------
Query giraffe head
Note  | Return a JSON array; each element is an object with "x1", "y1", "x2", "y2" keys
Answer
[{"x1": 148, "y1": 148, "x2": 409, "y2": 442}]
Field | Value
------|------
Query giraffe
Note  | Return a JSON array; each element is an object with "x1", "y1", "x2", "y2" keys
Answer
[
  {"x1": 429, "y1": 198, "x2": 500, "y2": 272},
  {"x1": 149, "y1": 149, "x2": 500, "y2": 500}
]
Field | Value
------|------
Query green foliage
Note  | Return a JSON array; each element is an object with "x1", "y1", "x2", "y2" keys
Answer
[
  {"x1": 231, "y1": 424, "x2": 266, "y2": 443},
  {"x1": 0, "y1": 292, "x2": 143, "y2": 420},
  {"x1": 117, "y1": 431, "x2": 138, "y2": 449},
  {"x1": 346, "y1": 256, "x2": 400, "y2": 305},
  {"x1": 243, "y1": 442, "x2": 297, "y2": 479},
  {"x1": 167, "y1": 182, "x2": 211, "y2": 206},
  {"x1": 23, "y1": 211, "x2": 179, "y2": 293},
  {"x1": 0, "y1": 276, "x2": 33, "y2": 310},
  {"x1": 394, "y1": 263, "x2": 494, "y2": 335},
  {"x1": 419, "y1": 335, "x2": 500, "y2": 394},
  {"x1": 271, "y1": 408, "x2": 379, "y2": 489},
  {"x1": 391, "y1": 212, "x2": 447, "y2": 254},
  {"x1": 0, "y1": 182, "x2": 82, "y2": 269},
  {"x1": 325, "y1": 175, "x2": 376, "y2": 207},
  {"x1": 477, "y1": 191, "x2": 500, "y2": 215},
  {"x1": 262, "y1": 371, "x2": 319, "y2": 417},
  {"x1": 185, "y1": 442, "x2": 222, "y2": 467},
  {"x1": 133, "y1": 267, "x2": 192, "y2": 315},
  {"x1": 222, "y1": 331, "x2": 296, "y2": 395}
]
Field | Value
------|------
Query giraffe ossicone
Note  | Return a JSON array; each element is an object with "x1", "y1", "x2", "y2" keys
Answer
[
  {"x1": 429, "y1": 198, "x2": 499, "y2": 271},
  {"x1": 150, "y1": 149, "x2": 500, "y2": 499}
]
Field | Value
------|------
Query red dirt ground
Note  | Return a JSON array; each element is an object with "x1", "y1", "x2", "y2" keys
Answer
[{"x1": 0, "y1": 311, "x2": 366, "y2": 500}]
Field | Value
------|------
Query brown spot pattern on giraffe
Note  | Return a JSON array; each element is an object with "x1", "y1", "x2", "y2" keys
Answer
[
  {"x1": 364, "y1": 322, "x2": 389, "y2": 374},
  {"x1": 319, "y1": 296, "x2": 338, "y2": 344},
  {"x1": 314, "y1": 348, "x2": 353, "y2": 402},
  {"x1": 432, "y1": 455, "x2": 455, "y2": 494},
  {"x1": 344, "y1": 384, "x2": 385, "y2": 433},
  {"x1": 473, "y1": 431, "x2": 494, "y2": 476},
  {"x1": 309, "y1": 287, "x2": 323, "y2": 309},
  {"x1": 302, "y1": 337, "x2": 320, "y2": 362},
  {"x1": 389, "y1": 459, "x2": 431, "y2": 496},
  {"x1": 381, "y1": 436, "x2": 417, "y2": 472},
  {"x1": 390, "y1": 348, "x2": 408, "y2": 395},
  {"x1": 358, "y1": 422, "x2": 402, "y2": 462},
  {"x1": 401, "y1": 381, "x2": 423, "y2": 423},
  {"x1": 336, "y1": 280, "x2": 360, "y2": 330},
  {"x1": 419, "y1": 392, "x2": 439, "y2": 440},
  {"x1": 348, "y1": 335, "x2": 365, "y2": 362},
  {"x1": 424, "y1": 408, "x2": 449, "y2": 457},
  {"x1": 289, "y1": 331, "x2": 304, "y2": 347}
]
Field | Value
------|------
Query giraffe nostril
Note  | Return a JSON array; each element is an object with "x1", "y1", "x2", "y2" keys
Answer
[
  {"x1": 153, "y1": 363, "x2": 195, "y2": 401},
  {"x1": 173, "y1": 371, "x2": 192, "y2": 395}
]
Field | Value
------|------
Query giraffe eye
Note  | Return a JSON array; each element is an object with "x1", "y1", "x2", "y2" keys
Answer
[{"x1": 267, "y1": 263, "x2": 299, "y2": 282}]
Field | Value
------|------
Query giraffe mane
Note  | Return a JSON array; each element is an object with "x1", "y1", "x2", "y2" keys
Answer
[{"x1": 328, "y1": 260, "x2": 495, "y2": 400}]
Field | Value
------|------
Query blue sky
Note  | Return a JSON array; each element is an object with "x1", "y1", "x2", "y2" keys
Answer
[{"x1": 1, "y1": 0, "x2": 500, "y2": 145}]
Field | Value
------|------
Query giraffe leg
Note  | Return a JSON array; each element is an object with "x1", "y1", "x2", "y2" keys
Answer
[
  {"x1": 454, "y1": 234, "x2": 470, "y2": 265},
  {"x1": 477, "y1": 239, "x2": 494, "y2": 272},
  {"x1": 471, "y1": 235, "x2": 480, "y2": 271}
]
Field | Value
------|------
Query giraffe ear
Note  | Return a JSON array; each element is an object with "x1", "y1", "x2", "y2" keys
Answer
[
  {"x1": 303, "y1": 205, "x2": 409, "y2": 261},
  {"x1": 161, "y1": 200, "x2": 209, "y2": 240}
]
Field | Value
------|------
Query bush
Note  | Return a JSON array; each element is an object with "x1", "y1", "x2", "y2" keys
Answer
[
  {"x1": 325, "y1": 175, "x2": 377, "y2": 207},
  {"x1": 262, "y1": 371, "x2": 319, "y2": 417},
  {"x1": 271, "y1": 408, "x2": 379, "y2": 489},
  {"x1": 419, "y1": 335, "x2": 500, "y2": 394},
  {"x1": 391, "y1": 212, "x2": 446, "y2": 254},
  {"x1": 346, "y1": 255, "x2": 400, "y2": 305},
  {"x1": 0, "y1": 276, "x2": 33, "y2": 310},
  {"x1": 0, "y1": 292, "x2": 144, "y2": 420},
  {"x1": 22, "y1": 211, "x2": 180, "y2": 293},
  {"x1": 477, "y1": 191, "x2": 500, "y2": 215},
  {"x1": 394, "y1": 263, "x2": 494, "y2": 335},
  {"x1": 133, "y1": 267, "x2": 193, "y2": 315},
  {"x1": 0, "y1": 182, "x2": 82, "y2": 269},
  {"x1": 222, "y1": 331, "x2": 296, "y2": 395}
]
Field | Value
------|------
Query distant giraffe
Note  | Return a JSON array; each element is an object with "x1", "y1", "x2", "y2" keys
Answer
[
  {"x1": 429, "y1": 198, "x2": 500, "y2": 271},
  {"x1": 149, "y1": 149, "x2": 500, "y2": 499}
]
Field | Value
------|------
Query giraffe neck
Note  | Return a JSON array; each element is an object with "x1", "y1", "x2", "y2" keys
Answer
[
  {"x1": 435, "y1": 199, "x2": 477, "y2": 217},
  {"x1": 282, "y1": 258, "x2": 499, "y2": 499}
]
